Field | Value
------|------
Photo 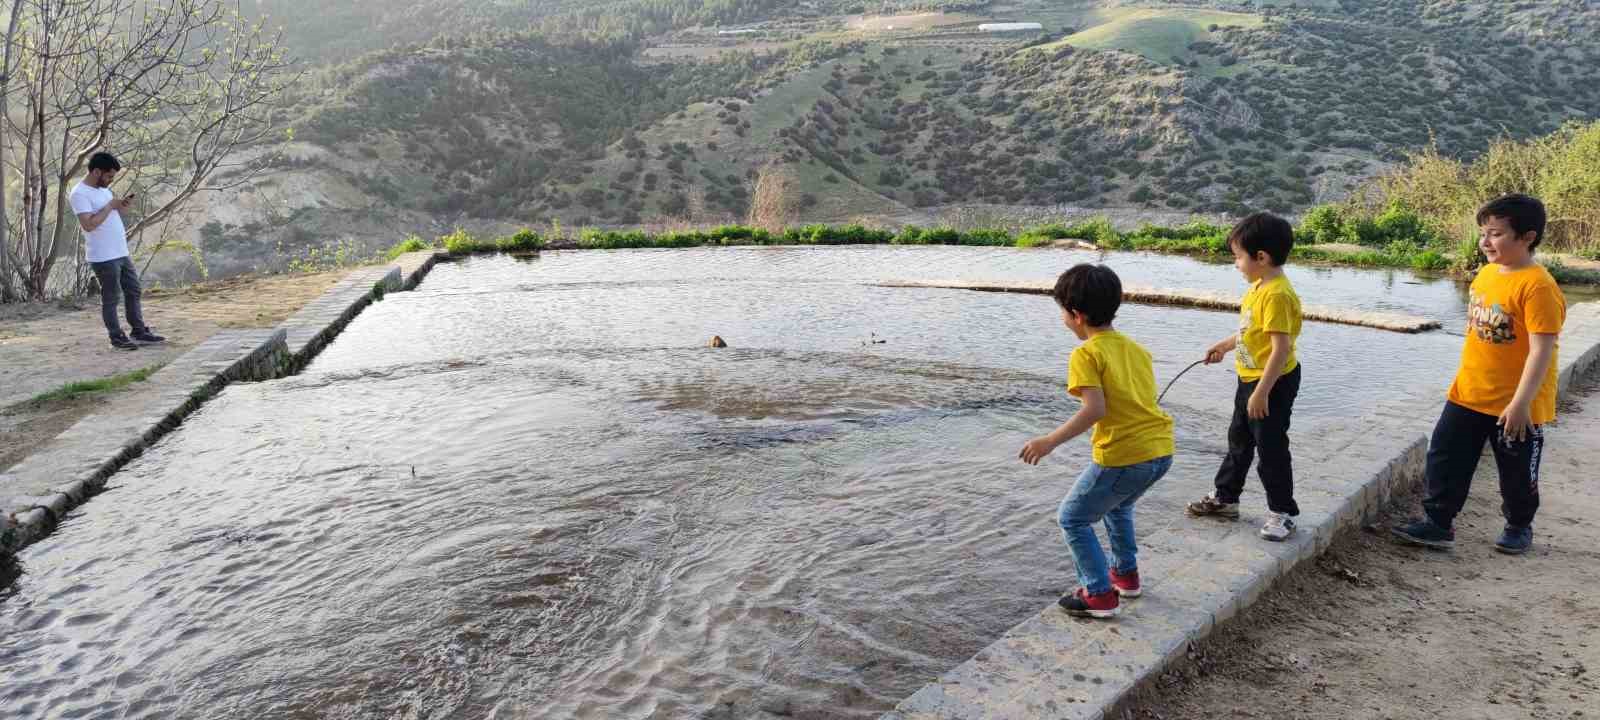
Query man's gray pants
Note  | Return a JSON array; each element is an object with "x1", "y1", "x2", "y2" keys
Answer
[{"x1": 89, "y1": 256, "x2": 148, "y2": 341}]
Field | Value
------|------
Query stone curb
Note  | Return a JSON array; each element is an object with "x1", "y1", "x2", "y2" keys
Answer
[
  {"x1": 885, "y1": 300, "x2": 1600, "y2": 720},
  {"x1": 0, "y1": 252, "x2": 450, "y2": 559},
  {"x1": 875, "y1": 281, "x2": 1442, "y2": 333}
]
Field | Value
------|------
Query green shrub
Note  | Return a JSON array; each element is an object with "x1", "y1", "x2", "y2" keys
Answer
[
  {"x1": 495, "y1": 229, "x2": 544, "y2": 251},
  {"x1": 578, "y1": 229, "x2": 652, "y2": 249},
  {"x1": 892, "y1": 225, "x2": 928, "y2": 244},
  {"x1": 1410, "y1": 249, "x2": 1449, "y2": 272},
  {"x1": 440, "y1": 228, "x2": 485, "y2": 254},
  {"x1": 653, "y1": 230, "x2": 704, "y2": 247},
  {"x1": 1372, "y1": 201, "x2": 1437, "y2": 248},
  {"x1": 709, "y1": 225, "x2": 757, "y2": 245},
  {"x1": 384, "y1": 235, "x2": 432, "y2": 261},
  {"x1": 959, "y1": 228, "x2": 1013, "y2": 246},
  {"x1": 1297, "y1": 205, "x2": 1345, "y2": 245}
]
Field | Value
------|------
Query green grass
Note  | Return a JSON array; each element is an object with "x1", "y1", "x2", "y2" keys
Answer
[
  {"x1": 26, "y1": 366, "x2": 160, "y2": 407},
  {"x1": 421, "y1": 219, "x2": 1598, "y2": 285},
  {"x1": 1039, "y1": 8, "x2": 1262, "y2": 66},
  {"x1": 383, "y1": 235, "x2": 433, "y2": 261}
]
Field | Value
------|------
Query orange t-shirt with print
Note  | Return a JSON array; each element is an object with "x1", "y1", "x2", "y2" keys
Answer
[{"x1": 1448, "y1": 264, "x2": 1566, "y2": 424}]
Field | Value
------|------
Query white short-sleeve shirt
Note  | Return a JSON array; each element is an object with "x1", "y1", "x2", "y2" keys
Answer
[{"x1": 68, "y1": 182, "x2": 129, "y2": 263}]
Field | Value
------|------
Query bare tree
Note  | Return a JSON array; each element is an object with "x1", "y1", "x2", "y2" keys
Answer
[
  {"x1": 747, "y1": 162, "x2": 800, "y2": 231},
  {"x1": 0, "y1": 0, "x2": 25, "y2": 302},
  {"x1": 1, "y1": 0, "x2": 296, "y2": 300}
]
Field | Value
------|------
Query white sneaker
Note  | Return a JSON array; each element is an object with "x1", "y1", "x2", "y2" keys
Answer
[{"x1": 1260, "y1": 512, "x2": 1296, "y2": 541}]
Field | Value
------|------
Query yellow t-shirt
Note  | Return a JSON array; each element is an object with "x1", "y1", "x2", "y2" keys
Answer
[
  {"x1": 1235, "y1": 274, "x2": 1302, "y2": 381},
  {"x1": 1067, "y1": 330, "x2": 1176, "y2": 467},
  {"x1": 1448, "y1": 264, "x2": 1565, "y2": 424}
]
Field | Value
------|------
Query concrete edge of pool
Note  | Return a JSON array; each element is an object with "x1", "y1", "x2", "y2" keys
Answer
[
  {"x1": 884, "y1": 302, "x2": 1600, "y2": 720},
  {"x1": 0, "y1": 251, "x2": 446, "y2": 558},
  {"x1": 875, "y1": 281, "x2": 1444, "y2": 334}
]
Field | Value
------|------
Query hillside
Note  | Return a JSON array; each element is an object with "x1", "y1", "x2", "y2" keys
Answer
[{"x1": 169, "y1": 0, "x2": 1600, "y2": 280}]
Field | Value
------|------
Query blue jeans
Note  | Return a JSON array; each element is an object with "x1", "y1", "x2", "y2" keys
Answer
[{"x1": 1058, "y1": 455, "x2": 1173, "y2": 594}]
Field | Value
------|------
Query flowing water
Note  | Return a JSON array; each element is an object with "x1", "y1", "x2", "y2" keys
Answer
[{"x1": 2, "y1": 247, "x2": 1482, "y2": 718}]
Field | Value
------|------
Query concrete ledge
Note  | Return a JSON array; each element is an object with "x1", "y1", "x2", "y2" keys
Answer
[
  {"x1": 885, "y1": 303, "x2": 1600, "y2": 720},
  {"x1": 278, "y1": 265, "x2": 404, "y2": 373},
  {"x1": 0, "y1": 254, "x2": 450, "y2": 558},
  {"x1": 1, "y1": 329, "x2": 288, "y2": 554},
  {"x1": 395, "y1": 250, "x2": 446, "y2": 290},
  {"x1": 875, "y1": 281, "x2": 1442, "y2": 333}
]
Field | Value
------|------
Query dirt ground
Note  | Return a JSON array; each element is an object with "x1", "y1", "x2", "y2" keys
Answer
[
  {"x1": 1127, "y1": 375, "x2": 1600, "y2": 720},
  {"x1": 0, "y1": 269, "x2": 349, "y2": 471},
  {"x1": 844, "y1": 11, "x2": 981, "y2": 31}
]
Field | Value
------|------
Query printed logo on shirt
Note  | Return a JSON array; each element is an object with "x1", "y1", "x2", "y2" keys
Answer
[
  {"x1": 1236, "y1": 307, "x2": 1258, "y2": 369},
  {"x1": 1467, "y1": 291, "x2": 1516, "y2": 345}
]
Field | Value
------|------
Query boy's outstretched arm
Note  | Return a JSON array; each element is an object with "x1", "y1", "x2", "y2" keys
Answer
[
  {"x1": 1247, "y1": 332, "x2": 1291, "y2": 419},
  {"x1": 1020, "y1": 387, "x2": 1106, "y2": 465},
  {"x1": 1204, "y1": 333, "x2": 1238, "y2": 364},
  {"x1": 1500, "y1": 333, "x2": 1557, "y2": 441}
]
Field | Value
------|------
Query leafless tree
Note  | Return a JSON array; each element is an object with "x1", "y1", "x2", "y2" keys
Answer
[{"x1": 1, "y1": 0, "x2": 296, "y2": 301}]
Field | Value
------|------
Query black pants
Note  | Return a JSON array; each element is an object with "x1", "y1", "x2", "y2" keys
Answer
[
  {"x1": 1213, "y1": 365, "x2": 1301, "y2": 515},
  {"x1": 1422, "y1": 401, "x2": 1543, "y2": 529},
  {"x1": 89, "y1": 256, "x2": 147, "y2": 341}
]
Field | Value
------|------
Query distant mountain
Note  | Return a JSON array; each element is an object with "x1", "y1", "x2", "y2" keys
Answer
[{"x1": 180, "y1": 0, "x2": 1600, "y2": 277}]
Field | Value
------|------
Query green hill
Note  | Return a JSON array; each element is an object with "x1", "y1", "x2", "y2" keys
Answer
[
  {"x1": 184, "y1": 0, "x2": 1600, "y2": 275},
  {"x1": 1045, "y1": 8, "x2": 1262, "y2": 68}
]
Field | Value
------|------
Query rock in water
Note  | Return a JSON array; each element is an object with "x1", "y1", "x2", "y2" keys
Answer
[{"x1": 708, "y1": 335, "x2": 728, "y2": 348}]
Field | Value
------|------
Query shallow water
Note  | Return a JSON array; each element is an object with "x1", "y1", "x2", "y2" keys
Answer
[{"x1": 2, "y1": 247, "x2": 1480, "y2": 718}]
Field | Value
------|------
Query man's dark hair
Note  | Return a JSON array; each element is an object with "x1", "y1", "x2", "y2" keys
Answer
[
  {"x1": 1476, "y1": 194, "x2": 1546, "y2": 251},
  {"x1": 1227, "y1": 211, "x2": 1295, "y2": 266},
  {"x1": 1052, "y1": 263, "x2": 1122, "y2": 327},
  {"x1": 88, "y1": 152, "x2": 121, "y2": 172}
]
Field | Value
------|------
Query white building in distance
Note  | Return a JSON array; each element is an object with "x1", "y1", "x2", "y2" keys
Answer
[{"x1": 978, "y1": 22, "x2": 1043, "y2": 32}]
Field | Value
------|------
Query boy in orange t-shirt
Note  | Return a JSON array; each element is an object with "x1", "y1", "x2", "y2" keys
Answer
[{"x1": 1393, "y1": 194, "x2": 1565, "y2": 555}]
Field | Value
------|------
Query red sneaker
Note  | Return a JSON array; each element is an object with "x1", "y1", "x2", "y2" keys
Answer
[
  {"x1": 1110, "y1": 568, "x2": 1142, "y2": 598},
  {"x1": 1058, "y1": 587, "x2": 1119, "y2": 618}
]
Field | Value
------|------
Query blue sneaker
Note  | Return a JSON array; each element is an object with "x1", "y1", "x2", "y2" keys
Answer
[
  {"x1": 1494, "y1": 525, "x2": 1533, "y2": 555},
  {"x1": 1391, "y1": 518, "x2": 1455, "y2": 550}
]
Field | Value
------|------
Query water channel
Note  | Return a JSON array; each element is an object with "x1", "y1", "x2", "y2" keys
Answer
[{"x1": 2, "y1": 246, "x2": 1502, "y2": 718}]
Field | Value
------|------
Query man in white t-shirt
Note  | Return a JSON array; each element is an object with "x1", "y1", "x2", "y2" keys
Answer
[{"x1": 70, "y1": 152, "x2": 164, "y2": 351}]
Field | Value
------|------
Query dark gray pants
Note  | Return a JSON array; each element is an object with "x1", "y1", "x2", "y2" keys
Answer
[{"x1": 89, "y1": 256, "x2": 147, "y2": 341}]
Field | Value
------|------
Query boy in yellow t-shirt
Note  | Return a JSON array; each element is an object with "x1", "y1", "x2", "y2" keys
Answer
[
  {"x1": 1185, "y1": 212, "x2": 1304, "y2": 542},
  {"x1": 1020, "y1": 264, "x2": 1175, "y2": 619},
  {"x1": 1393, "y1": 194, "x2": 1565, "y2": 555}
]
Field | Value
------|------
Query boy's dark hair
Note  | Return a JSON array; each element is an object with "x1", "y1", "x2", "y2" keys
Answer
[
  {"x1": 88, "y1": 152, "x2": 121, "y2": 172},
  {"x1": 1227, "y1": 211, "x2": 1294, "y2": 266},
  {"x1": 1053, "y1": 263, "x2": 1122, "y2": 327},
  {"x1": 1476, "y1": 193, "x2": 1546, "y2": 251}
]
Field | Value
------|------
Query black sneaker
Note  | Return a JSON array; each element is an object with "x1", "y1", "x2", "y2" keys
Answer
[
  {"x1": 1186, "y1": 494, "x2": 1241, "y2": 520},
  {"x1": 110, "y1": 337, "x2": 139, "y2": 351},
  {"x1": 1391, "y1": 518, "x2": 1455, "y2": 550},
  {"x1": 1494, "y1": 525, "x2": 1533, "y2": 555},
  {"x1": 131, "y1": 330, "x2": 166, "y2": 344}
]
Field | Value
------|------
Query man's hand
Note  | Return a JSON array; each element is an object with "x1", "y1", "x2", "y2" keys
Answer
[
  {"x1": 1019, "y1": 436, "x2": 1059, "y2": 465},
  {"x1": 1498, "y1": 403, "x2": 1533, "y2": 443},
  {"x1": 1247, "y1": 387, "x2": 1270, "y2": 419},
  {"x1": 115, "y1": 194, "x2": 134, "y2": 211}
]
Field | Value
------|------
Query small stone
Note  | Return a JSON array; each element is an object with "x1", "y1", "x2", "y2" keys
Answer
[{"x1": 708, "y1": 335, "x2": 728, "y2": 348}]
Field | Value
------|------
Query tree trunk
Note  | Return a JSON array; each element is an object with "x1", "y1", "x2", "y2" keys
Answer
[{"x1": 0, "y1": 0, "x2": 23, "y2": 302}]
